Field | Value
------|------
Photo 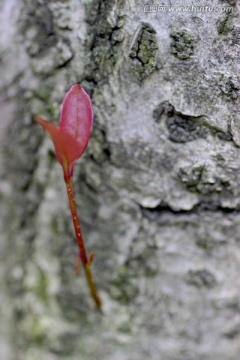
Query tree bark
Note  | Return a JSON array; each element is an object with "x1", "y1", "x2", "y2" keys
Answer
[{"x1": 0, "y1": 0, "x2": 240, "y2": 359}]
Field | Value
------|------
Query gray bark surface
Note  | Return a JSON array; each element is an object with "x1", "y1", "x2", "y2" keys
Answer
[{"x1": 0, "y1": 0, "x2": 240, "y2": 359}]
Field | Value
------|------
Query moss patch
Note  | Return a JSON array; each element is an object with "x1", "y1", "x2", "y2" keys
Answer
[
  {"x1": 129, "y1": 23, "x2": 158, "y2": 81},
  {"x1": 170, "y1": 30, "x2": 195, "y2": 60}
]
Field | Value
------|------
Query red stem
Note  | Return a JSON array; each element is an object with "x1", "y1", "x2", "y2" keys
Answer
[{"x1": 65, "y1": 179, "x2": 102, "y2": 309}]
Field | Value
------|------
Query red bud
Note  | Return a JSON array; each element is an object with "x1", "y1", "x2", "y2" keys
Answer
[
  {"x1": 35, "y1": 84, "x2": 93, "y2": 181},
  {"x1": 60, "y1": 84, "x2": 93, "y2": 158}
]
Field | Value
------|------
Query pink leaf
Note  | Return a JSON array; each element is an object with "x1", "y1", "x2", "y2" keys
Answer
[
  {"x1": 35, "y1": 84, "x2": 94, "y2": 181},
  {"x1": 60, "y1": 84, "x2": 93, "y2": 159}
]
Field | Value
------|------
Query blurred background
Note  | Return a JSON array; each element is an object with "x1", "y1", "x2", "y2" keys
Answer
[{"x1": 0, "y1": 0, "x2": 240, "y2": 359}]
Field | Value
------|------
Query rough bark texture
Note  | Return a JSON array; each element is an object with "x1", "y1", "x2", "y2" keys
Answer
[{"x1": 0, "y1": 0, "x2": 240, "y2": 359}]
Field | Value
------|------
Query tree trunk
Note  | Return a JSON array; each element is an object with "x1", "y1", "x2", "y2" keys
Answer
[{"x1": 0, "y1": 0, "x2": 240, "y2": 359}]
